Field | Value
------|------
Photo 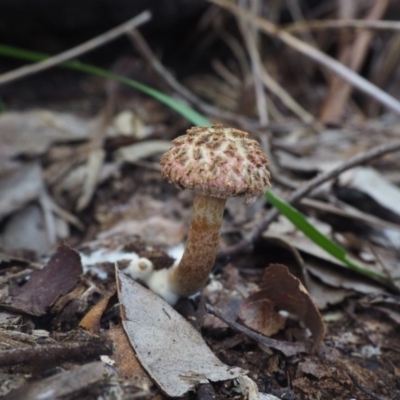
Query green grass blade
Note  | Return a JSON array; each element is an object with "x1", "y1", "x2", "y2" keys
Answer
[
  {"x1": 265, "y1": 189, "x2": 387, "y2": 281},
  {"x1": 0, "y1": 44, "x2": 211, "y2": 127}
]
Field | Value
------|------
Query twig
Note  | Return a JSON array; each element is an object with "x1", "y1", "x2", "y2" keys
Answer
[
  {"x1": 259, "y1": 66, "x2": 316, "y2": 124},
  {"x1": 39, "y1": 189, "x2": 57, "y2": 245},
  {"x1": 0, "y1": 338, "x2": 112, "y2": 367},
  {"x1": 210, "y1": 0, "x2": 400, "y2": 115},
  {"x1": 285, "y1": 0, "x2": 316, "y2": 45},
  {"x1": 367, "y1": 243, "x2": 398, "y2": 290},
  {"x1": 48, "y1": 196, "x2": 85, "y2": 230},
  {"x1": 220, "y1": 29, "x2": 251, "y2": 80},
  {"x1": 218, "y1": 138, "x2": 400, "y2": 259},
  {"x1": 237, "y1": 0, "x2": 269, "y2": 125},
  {"x1": 300, "y1": 197, "x2": 400, "y2": 232},
  {"x1": 0, "y1": 11, "x2": 151, "y2": 86},
  {"x1": 205, "y1": 304, "x2": 308, "y2": 357},
  {"x1": 348, "y1": 372, "x2": 391, "y2": 400},
  {"x1": 286, "y1": 19, "x2": 400, "y2": 33},
  {"x1": 320, "y1": 0, "x2": 388, "y2": 123}
]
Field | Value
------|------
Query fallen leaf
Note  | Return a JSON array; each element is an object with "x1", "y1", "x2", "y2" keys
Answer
[
  {"x1": 0, "y1": 110, "x2": 92, "y2": 195},
  {"x1": 249, "y1": 264, "x2": 325, "y2": 353},
  {"x1": 238, "y1": 295, "x2": 286, "y2": 337},
  {"x1": 79, "y1": 289, "x2": 116, "y2": 334},
  {"x1": 306, "y1": 274, "x2": 351, "y2": 309},
  {"x1": 4, "y1": 245, "x2": 82, "y2": 316},
  {"x1": 1, "y1": 204, "x2": 51, "y2": 254},
  {"x1": 306, "y1": 260, "x2": 385, "y2": 295},
  {"x1": 340, "y1": 167, "x2": 400, "y2": 218},
  {"x1": 0, "y1": 110, "x2": 90, "y2": 161},
  {"x1": 107, "y1": 326, "x2": 153, "y2": 390},
  {"x1": 266, "y1": 217, "x2": 387, "y2": 294},
  {"x1": 116, "y1": 270, "x2": 244, "y2": 397},
  {"x1": 359, "y1": 294, "x2": 400, "y2": 324},
  {"x1": 0, "y1": 162, "x2": 43, "y2": 220}
]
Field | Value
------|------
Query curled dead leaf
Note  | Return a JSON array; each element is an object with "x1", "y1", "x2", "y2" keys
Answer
[
  {"x1": 241, "y1": 264, "x2": 325, "y2": 353},
  {"x1": 238, "y1": 294, "x2": 285, "y2": 337},
  {"x1": 79, "y1": 289, "x2": 116, "y2": 335}
]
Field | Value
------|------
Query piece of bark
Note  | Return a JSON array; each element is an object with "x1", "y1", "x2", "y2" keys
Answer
[
  {"x1": 0, "y1": 338, "x2": 112, "y2": 368},
  {"x1": 5, "y1": 245, "x2": 82, "y2": 316}
]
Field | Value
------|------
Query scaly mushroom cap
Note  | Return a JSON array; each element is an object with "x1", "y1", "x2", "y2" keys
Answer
[{"x1": 160, "y1": 124, "x2": 271, "y2": 204}]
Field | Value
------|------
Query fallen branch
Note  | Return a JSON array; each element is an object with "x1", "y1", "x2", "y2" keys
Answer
[{"x1": 0, "y1": 338, "x2": 112, "y2": 368}]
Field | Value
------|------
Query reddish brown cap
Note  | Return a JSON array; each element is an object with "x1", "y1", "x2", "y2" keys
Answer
[{"x1": 160, "y1": 124, "x2": 271, "y2": 204}]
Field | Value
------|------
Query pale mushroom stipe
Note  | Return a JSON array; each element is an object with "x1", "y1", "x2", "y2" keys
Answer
[{"x1": 159, "y1": 124, "x2": 271, "y2": 300}]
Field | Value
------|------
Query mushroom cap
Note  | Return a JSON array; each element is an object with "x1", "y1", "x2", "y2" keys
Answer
[{"x1": 160, "y1": 124, "x2": 271, "y2": 204}]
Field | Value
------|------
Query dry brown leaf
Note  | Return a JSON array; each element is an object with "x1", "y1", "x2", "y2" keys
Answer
[
  {"x1": 107, "y1": 326, "x2": 153, "y2": 390},
  {"x1": 79, "y1": 289, "x2": 116, "y2": 334},
  {"x1": 238, "y1": 295, "x2": 285, "y2": 337},
  {"x1": 247, "y1": 264, "x2": 325, "y2": 353}
]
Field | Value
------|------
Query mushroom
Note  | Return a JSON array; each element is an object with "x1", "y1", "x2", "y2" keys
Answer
[{"x1": 159, "y1": 124, "x2": 271, "y2": 299}]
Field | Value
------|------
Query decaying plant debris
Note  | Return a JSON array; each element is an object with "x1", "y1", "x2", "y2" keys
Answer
[{"x1": 1, "y1": 1, "x2": 400, "y2": 399}]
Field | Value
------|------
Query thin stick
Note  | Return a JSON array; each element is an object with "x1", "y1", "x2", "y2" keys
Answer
[
  {"x1": 286, "y1": 19, "x2": 400, "y2": 33},
  {"x1": 210, "y1": 0, "x2": 400, "y2": 115},
  {"x1": 0, "y1": 11, "x2": 151, "y2": 86},
  {"x1": 0, "y1": 339, "x2": 112, "y2": 367},
  {"x1": 237, "y1": 0, "x2": 269, "y2": 125},
  {"x1": 320, "y1": 0, "x2": 388, "y2": 123},
  {"x1": 218, "y1": 138, "x2": 400, "y2": 258},
  {"x1": 259, "y1": 66, "x2": 316, "y2": 124},
  {"x1": 300, "y1": 197, "x2": 400, "y2": 232}
]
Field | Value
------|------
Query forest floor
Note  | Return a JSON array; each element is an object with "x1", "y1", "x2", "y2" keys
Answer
[{"x1": 1, "y1": 2, "x2": 400, "y2": 399}]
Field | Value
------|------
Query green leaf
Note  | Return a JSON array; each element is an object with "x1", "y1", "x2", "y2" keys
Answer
[
  {"x1": 0, "y1": 44, "x2": 211, "y2": 127},
  {"x1": 265, "y1": 189, "x2": 387, "y2": 281}
]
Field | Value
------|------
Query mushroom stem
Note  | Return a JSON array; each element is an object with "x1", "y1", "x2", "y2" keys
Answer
[{"x1": 169, "y1": 193, "x2": 226, "y2": 297}]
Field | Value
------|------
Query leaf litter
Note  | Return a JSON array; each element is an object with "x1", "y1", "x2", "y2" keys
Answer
[
  {"x1": 1, "y1": 2, "x2": 400, "y2": 399},
  {"x1": 116, "y1": 269, "x2": 244, "y2": 397}
]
